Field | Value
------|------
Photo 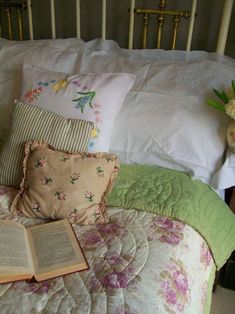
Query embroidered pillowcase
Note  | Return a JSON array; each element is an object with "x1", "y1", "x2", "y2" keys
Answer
[
  {"x1": 20, "y1": 63, "x2": 135, "y2": 152},
  {"x1": 10, "y1": 141, "x2": 120, "y2": 225},
  {"x1": 0, "y1": 100, "x2": 94, "y2": 188}
]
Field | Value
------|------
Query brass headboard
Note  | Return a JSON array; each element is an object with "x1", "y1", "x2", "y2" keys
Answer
[
  {"x1": 0, "y1": 0, "x2": 233, "y2": 56},
  {"x1": 0, "y1": 0, "x2": 195, "y2": 49},
  {"x1": 0, "y1": 0, "x2": 27, "y2": 40},
  {"x1": 135, "y1": 0, "x2": 192, "y2": 49}
]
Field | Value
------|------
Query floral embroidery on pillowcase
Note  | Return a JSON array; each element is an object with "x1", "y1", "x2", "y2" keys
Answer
[
  {"x1": 23, "y1": 87, "x2": 43, "y2": 103},
  {"x1": 23, "y1": 80, "x2": 56, "y2": 103},
  {"x1": 73, "y1": 91, "x2": 96, "y2": 113},
  {"x1": 90, "y1": 126, "x2": 100, "y2": 138},
  {"x1": 52, "y1": 79, "x2": 69, "y2": 92},
  {"x1": 23, "y1": 77, "x2": 103, "y2": 150},
  {"x1": 72, "y1": 78, "x2": 88, "y2": 90},
  {"x1": 94, "y1": 103, "x2": 103, "y2": 123},
  {"x1": 25, "y1": 72, "x2": 110, "y2": 153}
]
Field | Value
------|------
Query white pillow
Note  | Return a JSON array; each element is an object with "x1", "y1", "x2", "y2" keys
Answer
[
  {"x1": 211, "y1": 149, "x2": 235, "y2": 189},
  {"x1": 0, "y1": 39, "x2": 86, "y2": 135},
  {"x1": 20, "y1": 63, "x2": 135, "y2": 151},
  {"x1": 108, "y1": 60, "x2": 235, "y2": 187},
  {"x1": 80, "y1": 50, "x2": 149, "y2": 91},
  {"x1": 79, "y1": 42, "x2": 235, "y2": 189},
  {"x1": 0, "y1": 38, "x2": 86, "y2": 72}
]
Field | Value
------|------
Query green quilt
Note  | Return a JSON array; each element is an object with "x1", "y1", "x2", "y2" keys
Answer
[{"x1": 108, "y1": 164, "x2": 235, "y2": 270}]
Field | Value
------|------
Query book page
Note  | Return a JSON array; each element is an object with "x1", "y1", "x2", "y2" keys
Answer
[
  {"x1": 0, "y1": 220, "x2": 33, "y2": 275},
  {"x1": 27, "y1": 219, "x2": 88, "y2": 280}
]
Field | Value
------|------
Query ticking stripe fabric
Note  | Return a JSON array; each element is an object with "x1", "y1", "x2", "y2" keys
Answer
[{"x1": 0, "y1": 100, "x2": 94, "y2": 188}]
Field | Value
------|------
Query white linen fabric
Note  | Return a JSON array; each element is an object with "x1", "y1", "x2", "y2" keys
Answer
[
  {"x1": 0, "y1": 38, "x2": 234, "y2": 188},
  {"x1": 0, "y1": 185, "x2": 215, "y2": 314},
  {"x1": 20, "y1": 63, "x2": 135, "y2": 151},
  {"x1": 0, "y1": 38, "x2": 86, "y2": 133},
  {"x1": 107, "y1": 63, "x2": 233, "y2": 186},
  {"x1": 211, "y1": 149, "x2": 235, "y2": 189},
  {"x1": 78, "y1": 40, "x2": 235, "y2": 188}
]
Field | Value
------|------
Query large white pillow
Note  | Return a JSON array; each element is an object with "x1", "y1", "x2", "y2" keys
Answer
[
  {"x1": 109, "y1": 90, "x2": 229, "y2": 185},
  {"x1": 79, "y1": 44, "x2": 234, "y2": 187},
  {"x1": 78, "y1": 41, "x2": 235, "y2": 189},
  {"x1": 0, "y1": 38, "x2": 86, "y2": 135},
  {"x1": 20, "y1": 63, "x2": 135, "y2": 151},
  {"x1": 107, "y1": 60, "x2": 234, "y2": 187},
  {"x1": 0, "y1": 38, "x2": 86, "y2": 72}
]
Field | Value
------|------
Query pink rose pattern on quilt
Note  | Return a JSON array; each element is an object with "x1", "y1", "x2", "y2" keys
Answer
[
  {"x1": 0, "y1": 186, "x2": 215, "y2": 314},
  {"x1": 158, "y1": 259, "x2": 190, "y2": 312},
  {"x1": 147, "y1": 216, "x2": 185, "y2": 245}
]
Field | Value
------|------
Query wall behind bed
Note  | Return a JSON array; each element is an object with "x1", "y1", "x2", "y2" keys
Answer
[{"x1": 2, "y1": 0, "x2": 235, "y2": 58}]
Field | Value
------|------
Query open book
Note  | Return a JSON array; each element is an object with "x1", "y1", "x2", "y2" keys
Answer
[{"x1": 0, "y1": 219, "x2": 88, "y2": 283}]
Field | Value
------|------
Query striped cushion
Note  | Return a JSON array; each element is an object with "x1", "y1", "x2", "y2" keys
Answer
[{"x1": 0, "y1": 100, "x2": 94, "y2": 188}]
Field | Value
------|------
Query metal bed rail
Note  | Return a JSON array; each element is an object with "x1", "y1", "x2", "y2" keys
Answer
[{"x1": 0, "y1": 0, "x2": 233, "y2": 55}]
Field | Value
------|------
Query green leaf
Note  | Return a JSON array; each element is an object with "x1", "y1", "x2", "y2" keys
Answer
[
  {"x1": 232, "y1": 80, "x2": 235, "y2": 96},
  {"x1": 213, "y1": 88, "x2": 229, "y2": 104},
  {"x1": 207, "y1": 99, "x2": 226, "y2": 112},
  {"x1": 221, "y1": 90, "x2": 230, "y2": 103}
]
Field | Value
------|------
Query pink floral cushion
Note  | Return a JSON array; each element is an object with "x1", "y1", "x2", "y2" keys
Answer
[{"x1": 10, "y1": 141, "x2": 120, "y2": 225}]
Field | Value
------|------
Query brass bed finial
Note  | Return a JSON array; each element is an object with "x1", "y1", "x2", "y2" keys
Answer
[
  {"x1": 0, "y1": 0, "x2": 27, "y2": 40},
  {"x1": 135, "y1": 0, "x2": 192, "y2": 49},
  {"x1": 157, "y1": 0, "x2": 167, "y2": 49}
]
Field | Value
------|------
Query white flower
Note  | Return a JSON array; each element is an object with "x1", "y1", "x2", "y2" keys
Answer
[{"x1": 225, "y1": 99, "x2": 235, "y2": 120}]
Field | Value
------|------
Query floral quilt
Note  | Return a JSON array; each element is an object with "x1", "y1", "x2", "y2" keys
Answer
[{"x1": 0, "y1": 185, "x2": 215, "y2": 314}]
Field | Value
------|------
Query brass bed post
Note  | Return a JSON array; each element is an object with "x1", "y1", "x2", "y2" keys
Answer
[
  {"x1": 142, "y1": 13, "x2": 149, "y2": 49},
  {"x1": 156, "y1": 14, "x2": 165, "y2": 49},
  {"x1": 134, "y1": 0, "x2": 192, "y2": 49},
  {"x1": 5, "y1": 7, "x2": 12, "y2": 40},
  {"x1": 16, "y1": 8, "x2": 23, "y2": 40},
  {"x1": 156, "y1": 0, "x2": 166, "y2": 48},
  {"x1": 172, "y1": 15, "x2": 180, "y2": 50},
  {"x1": 0, "y1": 1, "x2": 27, "y2": 40},
  {"x1": 0, "y1": 9, "x2": 2, "y2": 38}
]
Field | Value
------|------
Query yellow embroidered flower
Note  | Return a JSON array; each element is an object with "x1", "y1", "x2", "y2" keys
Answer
[
  {"x1": 91, "y1": 127, "x2": 99, "y2": 138},
  {"x1": 52, "y1": 79, "x2": 68, "y2": 92}
]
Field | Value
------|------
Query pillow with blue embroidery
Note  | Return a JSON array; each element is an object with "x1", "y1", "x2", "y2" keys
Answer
[{"x1": 20, "y1": 63, "x2": 135, "y2": 152}]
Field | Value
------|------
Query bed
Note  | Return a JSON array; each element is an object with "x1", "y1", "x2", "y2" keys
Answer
[{"x1": 0, "y1": 1, "x2": 235, "y2": 314}]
